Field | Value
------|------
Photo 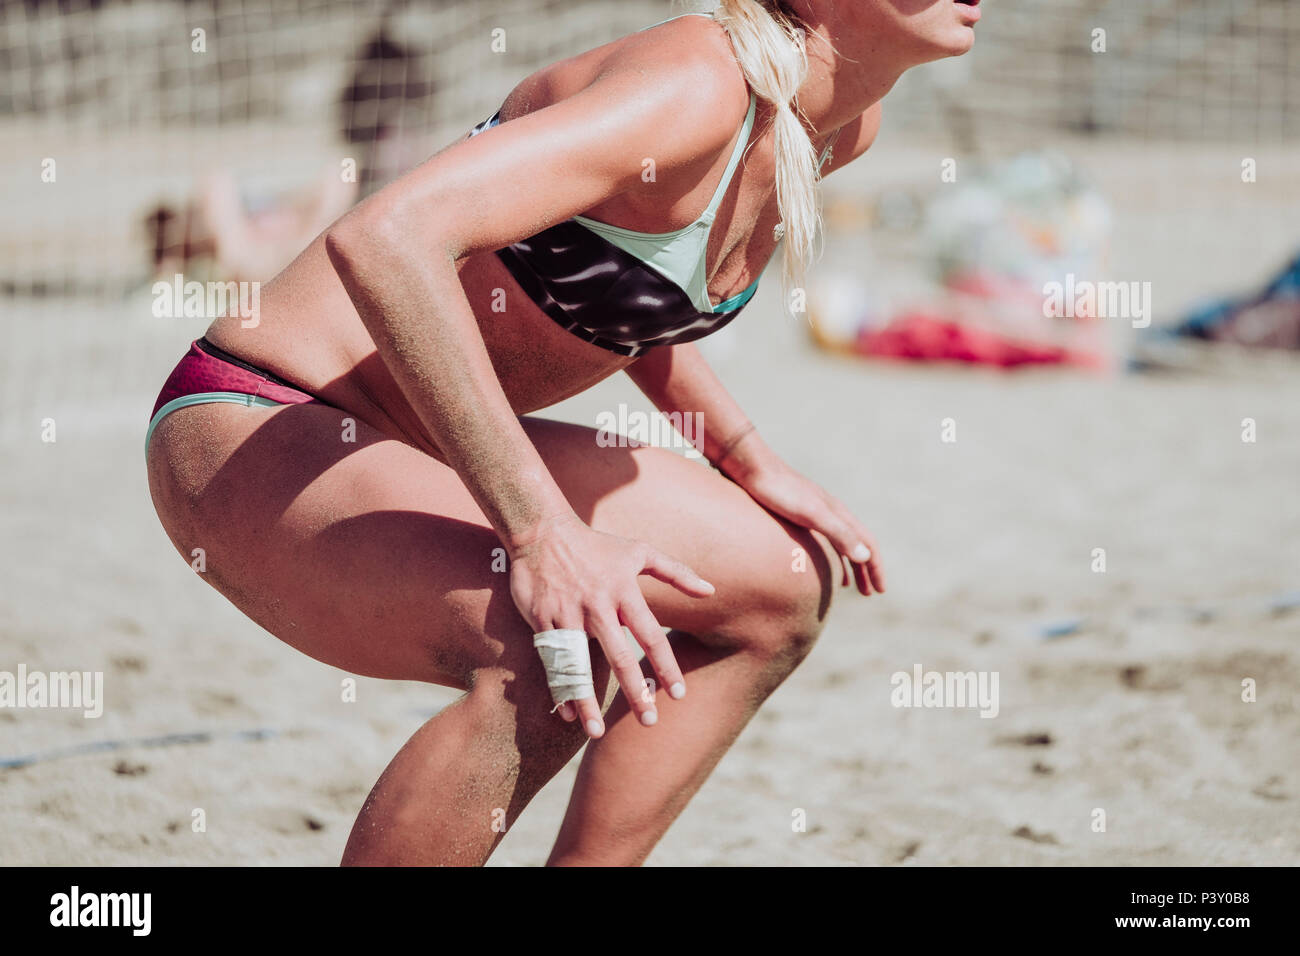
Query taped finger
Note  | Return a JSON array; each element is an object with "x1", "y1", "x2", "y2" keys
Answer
[{"x1": 533, "y1": 628, "x2": 595, "y2": 710}]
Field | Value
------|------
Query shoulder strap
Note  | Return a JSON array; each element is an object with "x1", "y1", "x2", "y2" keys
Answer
[
  {"x1": 638, "y1": 12, "x2": 714, "y2": 33},
  {"x1": 703, "y1": 90, "x2": 758, "y2": 220}
]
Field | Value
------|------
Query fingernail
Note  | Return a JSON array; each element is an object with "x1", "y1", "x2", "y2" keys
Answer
[
  {"x1": 669, "y1": 682, "x2": 686, "y2": 700},
  {"x1": 640, "y1": 710, "x2": 658, "y2": 726},
  {"x1": 700, "y1": 579, "x2": 716, "y2": 594},
  {"x1": 585, "y1": 719, "x2": 603, "y2": 737},
  {"x1": 851, "y1": 543, "x2": 871, "y2": 562}
]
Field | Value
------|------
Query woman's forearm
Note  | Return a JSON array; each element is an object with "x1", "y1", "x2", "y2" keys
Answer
[
  {"x1": 325, "y1": 216, "x2": 574, "y2": 551},
  {"x1": 625, "y1": 343, "x2": 780, "y2": 481}
]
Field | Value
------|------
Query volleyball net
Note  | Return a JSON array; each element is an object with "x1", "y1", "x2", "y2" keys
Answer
[
  {"x1": 2, "y1": 0, "x2": 1296, "y2": 297},
  {"x1": 1, "y1": 0, "x2": 1297, "y2": 439}
]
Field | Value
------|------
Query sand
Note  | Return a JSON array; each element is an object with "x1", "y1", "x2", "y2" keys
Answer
[{"x1": 1, "y1": 138, "x2": 1297, "y2": 866}]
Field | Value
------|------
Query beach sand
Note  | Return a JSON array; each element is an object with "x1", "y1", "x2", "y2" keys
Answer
[{"x1": 1, "y1": 140, "x2": 1297, "y2": 866}]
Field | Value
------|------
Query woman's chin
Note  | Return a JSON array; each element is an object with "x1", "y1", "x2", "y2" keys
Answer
[
  {"x1": 905, "y1": 18, "x2": 978, "y2": 63},
  {"x1": 932, "y1": 27, "x2": 977, "y2": 59}
]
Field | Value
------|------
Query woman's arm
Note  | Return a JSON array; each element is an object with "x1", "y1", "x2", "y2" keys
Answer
[
  {"x1": 327, "y1": 64, "x2": 748, "y2": 531},
  {"x1": 627, "y1": 343, "x2": 886, "y2": 596},
  {"x1": 623, "y1": 104, "x2": 889, "y2": 593},
  {"x1": 323, "y1": 57, "x2": 750, "y2": 735},
  {"x1": 625, "y1": 343, "x2": 778, "y2": 481}
]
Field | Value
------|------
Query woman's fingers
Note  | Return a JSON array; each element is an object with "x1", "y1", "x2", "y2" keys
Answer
[
  {"x1": 852, "y1": 558, "x2": 872, "y2": 596},
  {"x1": 864, "y1": 525, "x2": 886, "y2": 592},
  {"x1": 809, "y1": 507, "x2": 874, "y2": 596},
  {"x1": 640, "y1": 547, "x2": 715, "y2": 598},
  {"x1": 588, "y1": 610, "x2": 659, "y2": 728},
  {"x1": 863, "y1": 535, "x2": 885, "y2": 594},
  {"x1": 531, "y1": 608, "x2": 599, "y2": 733},
  {"x1": 621, "y1": 596, "x2": 686, "y2": 702},
  {"x1": 570, "y1": 694, "x2": 604, "y2": 738},
  {"x1": 832, "y1": 501, "x2": 885, "y2": 594},
  {"x1": 516, "y1": 523, "x2": 709, "y2": 739},
  {"x1": 820, "y1": 498, "x2": 885, "y2": 596}
]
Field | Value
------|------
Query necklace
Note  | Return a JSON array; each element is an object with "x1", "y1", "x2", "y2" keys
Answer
[{"x1": 772, "y1": 129, "x2": 839, "y2": 243}]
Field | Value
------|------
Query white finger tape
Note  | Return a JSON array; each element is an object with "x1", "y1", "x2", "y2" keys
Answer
[{"x1": 533, "y1": 628, "x2": 595, "y2": 709}]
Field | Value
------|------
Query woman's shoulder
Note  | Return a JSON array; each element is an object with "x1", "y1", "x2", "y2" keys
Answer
[
  {"x1": 614, "y1": 13, "x2": 753, "y2": 145},
  {"x1": 490, "y1": 14, "x2": 752, "y2": 185}
]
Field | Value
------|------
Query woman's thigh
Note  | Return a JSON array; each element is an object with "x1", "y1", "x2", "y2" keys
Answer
[{"x1": 146, "y1": 400, "x2": 834, "y2": 688}]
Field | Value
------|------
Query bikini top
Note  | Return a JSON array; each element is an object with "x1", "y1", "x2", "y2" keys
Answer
[
  {"x1": 467, "y1": 88, "x2": 761, "y2": 357},
  {"x1": 467, "y1": 12, "x2": 836, "y2": 357}
]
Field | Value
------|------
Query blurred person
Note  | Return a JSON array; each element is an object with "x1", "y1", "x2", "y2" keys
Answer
[
  {"x1": 144, "y1": 165, "x2": 357, "y2": 286},
  {"x1": 144, "y1": 0, "x2": 983, "y2": 866},
  {"x1": 144, "y1": 27, "x2": 433, "y2": 282},
  {"x1": 338, "y1": 28, "x2": 438, "y2": 197}
]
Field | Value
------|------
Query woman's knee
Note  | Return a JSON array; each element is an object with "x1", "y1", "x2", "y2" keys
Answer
[
  {"x1": 459, "y1": 665, "x2": 590, "y2": 785},
  {"x1": 708, "y1": 522, "x2": 836, "y2": 667},
  {"x1": 461, "y1": 620, "x2": 601, "y2": 765}
]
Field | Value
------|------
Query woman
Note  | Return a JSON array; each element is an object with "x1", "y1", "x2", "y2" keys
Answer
[{"x1": 145, "y1": 0, "x2": 980, "y2": 866}]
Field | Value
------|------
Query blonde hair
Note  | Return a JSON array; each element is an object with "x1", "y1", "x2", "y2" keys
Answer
[{"x1": 709, "y1": 0, "x2": 824, "y2": 296}]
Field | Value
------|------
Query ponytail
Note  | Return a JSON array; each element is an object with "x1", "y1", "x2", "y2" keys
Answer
[{"x1": 710, "y1": 0, "x2": 823, "y2": 297}]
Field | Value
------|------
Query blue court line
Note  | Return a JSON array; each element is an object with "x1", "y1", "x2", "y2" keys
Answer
[{"x1": 0, "y1": 727, "x2": 279, "y2": 770}]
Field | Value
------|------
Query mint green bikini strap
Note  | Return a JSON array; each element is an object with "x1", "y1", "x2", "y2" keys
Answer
[
  {"x1": 703, "y1": 90, "x2": 758, "y2": 221},
  {"x1": 634, "y1": 11, "x2": 757, "y2": 223},
  {"x1": 638, "y1": 12, "x2": 715, "y2": 33},
  {"x1": 712, "y1": 275, "x2": 760, "y2": 314},
  {"x1": 144, "y1": 391, "x2": 289, "y2": 459}
]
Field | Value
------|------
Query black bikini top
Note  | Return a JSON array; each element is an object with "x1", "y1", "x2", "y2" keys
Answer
[{"x1": 466, "y1": 93, "x2": 763, "y2": 357}]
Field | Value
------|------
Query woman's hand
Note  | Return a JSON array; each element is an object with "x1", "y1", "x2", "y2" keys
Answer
[
  {"x1": 737, "y1": 461, "x2": 886, "y2": 597},
  {"x1": 507, "y1": 513, "x2": 715, "y2": 738}
]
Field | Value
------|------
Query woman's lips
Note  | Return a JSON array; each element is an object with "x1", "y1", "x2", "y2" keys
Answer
[{"x1": 955, "y1": 0, "x2": 982, "y2": 23}]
